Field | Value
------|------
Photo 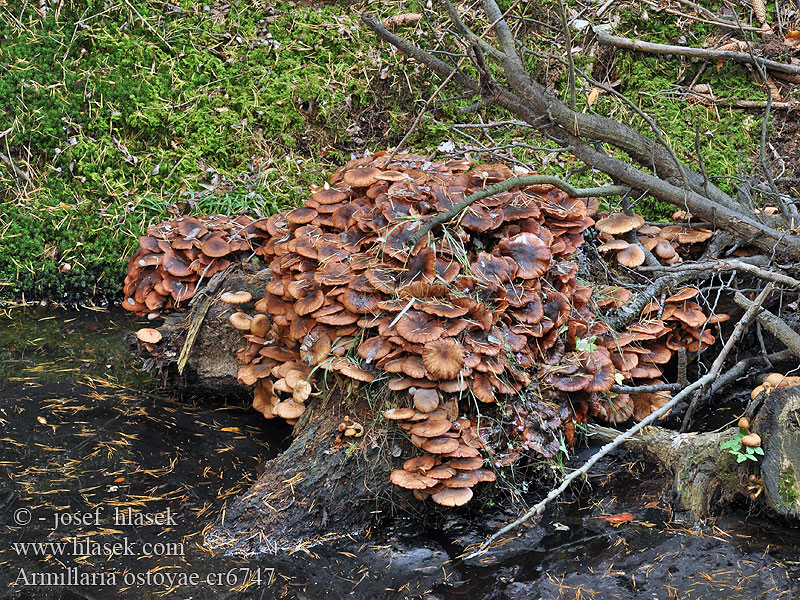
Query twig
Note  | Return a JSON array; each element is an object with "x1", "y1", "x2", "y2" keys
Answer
[
  {"x1": 733, "y1": 291, "x2": 800, "y2": 358},
  {"x1": 595, "y1": 31, "x2": 800, "y2": 76},
  {"x1": 637, "y1": 258, "x2": 800, "y2": 290},
  {"x1": 464, "y1": 370, "x2": 717, "y2": 560},
  {"x1": 610, "y1": 382, "x2": 681, "y2": 394},
  {"x1": 408, "y1": 175, "x2": 629, "y2": 246},
  {"x1": 681, "y1": 283, "x2": 774, "y2": 431}
]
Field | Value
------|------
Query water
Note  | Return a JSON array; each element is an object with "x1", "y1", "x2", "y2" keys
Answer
[{"x1": 1, "y1": 308, "x2": 798, "y2": 599}]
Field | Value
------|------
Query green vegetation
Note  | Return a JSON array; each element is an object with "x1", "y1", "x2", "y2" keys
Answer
[
  {"x1": 0, "y1": 0, "x2": 776, "y2": 301},
  {"x1": 720, "y1": 428, "x2": 765, "y2": 462},
  {"x1": 778, "y1": 465, "x2": 799, "y2": 506}
]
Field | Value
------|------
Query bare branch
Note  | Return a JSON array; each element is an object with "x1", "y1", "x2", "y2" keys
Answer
[
  {"x1": 409, "y1": 175, "x2": 629, "y2": 247},
  {"x1": 596, "y1": 31, "x2": 800, "y2": 77}
]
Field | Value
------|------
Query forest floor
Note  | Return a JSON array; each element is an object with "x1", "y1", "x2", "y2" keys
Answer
[{"x1": 1, "y1": 0, "x2": 795, "y2": 301}]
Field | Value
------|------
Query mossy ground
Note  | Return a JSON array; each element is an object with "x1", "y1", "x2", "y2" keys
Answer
[{"x1": 0, "y1": 0, "x2": 786, "y2": 301}]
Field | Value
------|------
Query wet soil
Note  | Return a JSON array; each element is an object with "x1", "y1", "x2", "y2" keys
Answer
[{"x1": 0, "y1": 308, "x2": 799, "y2": 600}]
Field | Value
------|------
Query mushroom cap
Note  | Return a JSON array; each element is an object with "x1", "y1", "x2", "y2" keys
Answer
[
  {"x1": 447, "y1": 457, "x2": 484, "y2": 470},
  {"x1": 665, "y1": 287, "x2": 699, "y2": 303},
  {"x1": 422, "y1": 338, "x2": 465, "y2": 380},
  {"x1": 390, "y1": 469, "x2": 438, "y2": 489},
  {"x1": 136, "y1": 327, "x2": 162, "y2": 344},
  {"x1": 594, "y1": 212, "x2": 645, "y2": 235},
  {"x1": 443, "y1": 471, "x2": 480, "y2": 488},
  {"x1": 202, "y1": 234, "x2": 232, "y2": 258},
  {"x1": 413, "y1": 388, "x2": 440, "y2": 413},
  {"x1": 445, "y1": 444, "x2": 482, "y2": 458},
  {"x1": 396, "y1": 310, "x2": 444, "y2": 344},
  {"x1": 274, "y1": 400, "x2": 306, "y2": 419},
  {"x1": 741, "y1": 433, "x2": 762, "y2": 448},
  {"x1": 343, "y1": 166, "x2": 381, "y2": 187},
  {"x1": 597, "y1": 239, "x2": 630, "y2": 252},
  {"x1": 422, "y1": 437, "x2": 461, "y2": 454},
  {"x1": 250, "y1": 313, "x2": 271, "y2": 338},
  {"x1": 358, "y1": 336, "x2": 394, "y2": 363},
  {"x1": 616, "y1": 244, "x2": 645, "y2": 268},
  {"x1": 431, "y1": 486, "x2": 473, "y2": 506},
  {"x1": 764, "y1": 373, "x2": 800, "y2": 388},
  {"x1": 426, "y1": 465, "x2": 458, "y2": 479},
  {"x1": 384, "y1": 407, "x2": 417, "y2": 420},
  {"x1": 403, "y1": 455, "x2": 438, "y2": 473},
  {"x1": 229, "y1": 312, "x2": 253, "y2": 331},
  {"x1": 497, "y1": 232, "x2": 552, "y2": 279},
  {"x1": 292, "y1": 380, "x2": 312, "y2": 403},
  {"x1": 473, "y1": 468, "x2": 496, "y2": 483},
  {"x1": 409, "y1": 419, "x2": 453, "y2": 437},
  {"x1": 221, "y1": 290, "x2": 253, "y2": 306}
]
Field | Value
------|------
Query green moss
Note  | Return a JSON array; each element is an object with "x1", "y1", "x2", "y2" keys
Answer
[
  {"x1": 778, "y1": 465, "x2": 799, "y2": 506},
  {"x1": 0, "y1": 0, "x2": 435, "y2": 300}
]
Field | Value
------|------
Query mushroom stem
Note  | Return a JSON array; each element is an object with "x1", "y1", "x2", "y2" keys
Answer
[{"x1": 408, "y1": 175, "x2": 629, "y2": 247}]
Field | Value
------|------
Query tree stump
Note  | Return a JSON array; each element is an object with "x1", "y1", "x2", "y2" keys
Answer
[
  {"x1": 589, "y1": 385, "x2": 800, "y2": 520},
  {"x1": 135, "y1": 267, "x2": 402, "y2": 551}
]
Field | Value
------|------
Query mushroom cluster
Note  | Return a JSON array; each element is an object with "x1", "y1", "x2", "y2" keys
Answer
[
  {"x1": 751, "y1": 372, "x2": 800, "y2": 399},
  {"x1": 554, "y1": 285, "x2": 728, "y2": 424},
  {"x1": 125, "y1": 153, "x2": 729, "y2": 506},
  {"x1": 230, "y1": 152, "x2": 601, "y2": 433},
  {"x1": 384, "y1": 387, "x2": 499, "y2": 504},
  {"x1": 123, "y1": 215, "x2": 268, "y2": 317},
  {"x1": 595, "y1": 211, "x2": 713, "y2": 268}
]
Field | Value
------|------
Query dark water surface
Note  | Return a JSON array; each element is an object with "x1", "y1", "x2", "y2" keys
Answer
[{"x1": 1, "y1": 308, "x2": 798, "y2": 600}]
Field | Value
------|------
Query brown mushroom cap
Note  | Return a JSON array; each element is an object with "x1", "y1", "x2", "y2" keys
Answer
[
  {"x1": 384, "y1": 407, "x2": 418, "y2": 420},
  {"x1": 250, "y1": 313, "x2": 271, "y2": 338},
  {"x1": 442, "y1": 471, "x2": 480, "y2": 488},
  {"x1": 595, "y1": 212, "x2": 645, "y2": 235},
  {"x1": 665, "y1": 287, "x2": 699, "y2": 303},
  {"x1": 413, "y1": 388, "x2": 440, "y2": 413},
  {"x1": 343, "y1": 166, "x2": 381, "y2": 187},
  {"x1": 403, "y1": 455, "x2": 437, "y2": 473},
  {"x1": 229, "y1": 312, "x2": 253, "y2": 331},
  {"x1": 448, "y1": 456, "x2": 484, "y2": 470},
  {"x1": 409, "y1": 419, "x2": 453, "y2": 437},
  {"x1": 421, "y1": 338, "x2": 466, "y2": 380},
  {"x1": 274, "y1": 400, "x2": 306, "y2": 419},
  {"x1": 292, "y1": 380, "x2": 312, "y2": 403},
  {"x1": 136, "y1": 328, "x2": 162, "y2": 344},
  {"x1": 431, "y1": 486, "x2": 473, "y2": 506},
  {"x1": 497, "y1": 232, "x2": 552, "y2": 279},
  {"x1": 617, "y1": 244, "x2": 645, "y2": 268},
  {"x1": 396, "y1": 310, "x2": 444, "y2": 344},
  {"x1": 202, "y1": 234, "x2": 232, "y2": 258},
  {"x1": 422, "y1": 437, "x2": 461, "y2": 454},
  {"x1": 390, "y1": 469, "x2": 438, "y2": 489},
  {"x1": 221, "y1": 290, "x2": 253, "y2": 306}
]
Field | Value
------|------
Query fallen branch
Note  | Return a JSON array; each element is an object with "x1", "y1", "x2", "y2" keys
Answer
[
  {"x1": 463, "y1": 370, "x2": 718, "y2": 560},
  {"x1": 595, "y1": 31, "x2": 800, "y2": 77},
  {"x1": 409, "y1": 175, "x2": 628, "y2": 246},
  {"x1": 733, "y1": 292, "x2": 800, "y2": 358},
  {"x1": 638, "y1": 258, "x2": 800, "y2": 290}
]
